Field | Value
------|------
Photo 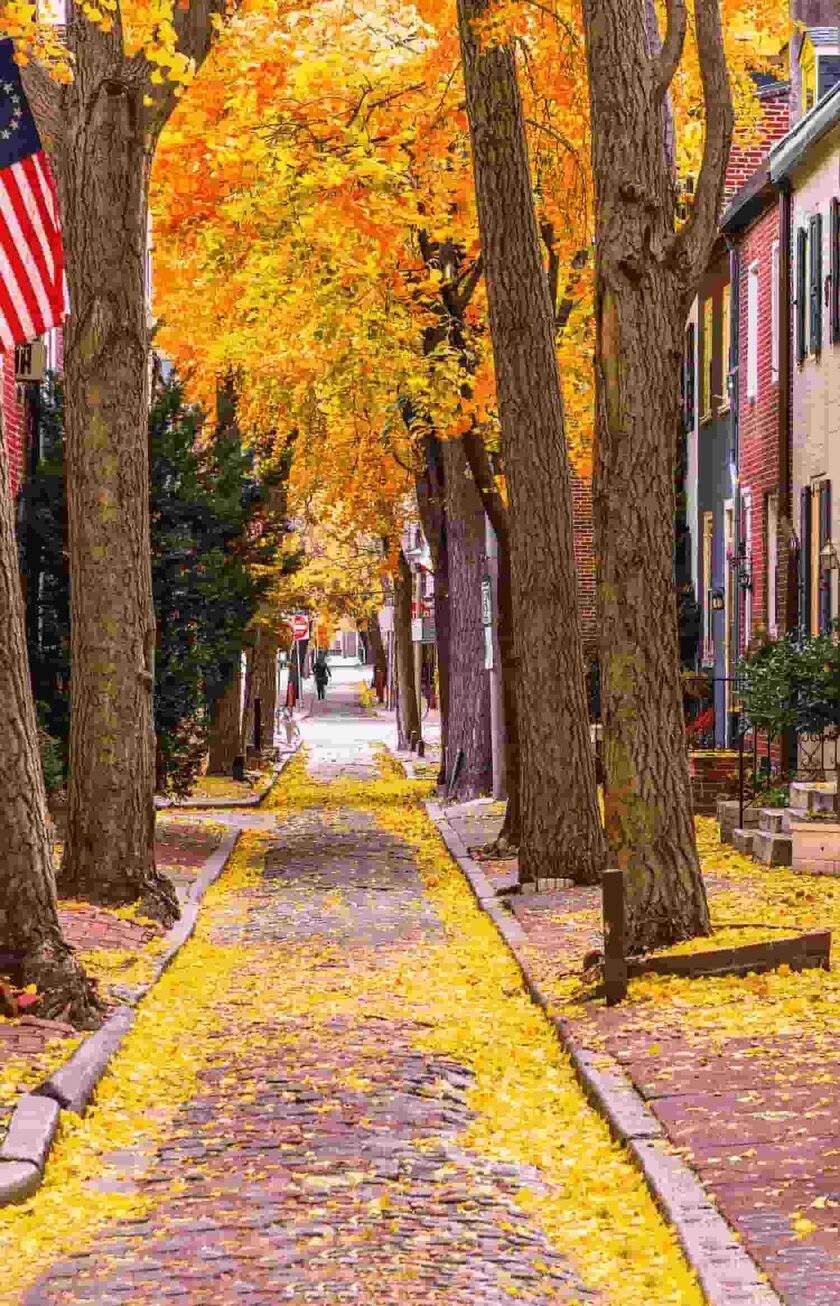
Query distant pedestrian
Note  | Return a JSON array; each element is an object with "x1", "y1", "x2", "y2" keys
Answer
[{"x1": 314, "y1": 654, "x2": 331, "y2": 700}]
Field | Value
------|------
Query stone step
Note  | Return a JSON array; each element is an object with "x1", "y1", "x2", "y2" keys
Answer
[
  {"x1": 788, "y1": 817, "x2": 840, "y2": 876},
  {"x1": 732, "y1": 828, "x2": 756, "y2": 855},
  {"x1": 758, "y1": 808, "x2": 785, "y2": 834},
  {"x1": 751, "y1": 830, "x2": 793, "y2": 867},
  {"x1": 717, "y1": 798, "x2": 759, "y2": 843},
  {"x1": 790, "y1": 780, "x2": 836, "y2": 812}
]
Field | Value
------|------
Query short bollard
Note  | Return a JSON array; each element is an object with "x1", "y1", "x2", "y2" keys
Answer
[{"x1": 602, "y1": 868, "x2": 628, "y2": 1006}]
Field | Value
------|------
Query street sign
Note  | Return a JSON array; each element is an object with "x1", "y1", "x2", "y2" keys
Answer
[
  {"x1": 411, "y1": 617, "x2": 423, "y2": 643},
  {"x1": 484, "y1": 624, "x2": 494, "y2": 670},
  {"x1": 481, "y1": 576, "x2": 493, "y2": 627},
  {"x1": 292, "y1": 614, "x2": 309, "y2": 640}
]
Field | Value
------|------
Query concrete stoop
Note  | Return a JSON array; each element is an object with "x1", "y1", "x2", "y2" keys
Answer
[
  {"x1": 732, "y1": 828, "x2": 756, "y2": 855},
  {"x1": 752, "y1": 829, "x2": 793, "y2": 867}
]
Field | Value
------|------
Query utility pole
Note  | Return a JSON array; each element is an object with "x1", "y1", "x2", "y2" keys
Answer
[{"x1": 485, "y1": 515, "x2": 506, "y2": 799}]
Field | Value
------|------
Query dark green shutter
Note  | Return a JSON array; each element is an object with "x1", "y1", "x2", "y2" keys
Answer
[
  {"x1": 832, "y1": 199, "x2": 840, "y2": 344},
  {"x1": 820, "y1": 481, "x2": 832, "y2": 633},
  {"x1": 801, "y1": 485, "x2": 812, "y2": 638},
  {"x1": 797, "y1": 227, "x2": 808, "y2": 366},
  {"x1": 810, "y1": 212, "x2": 823, "y2": 358}
]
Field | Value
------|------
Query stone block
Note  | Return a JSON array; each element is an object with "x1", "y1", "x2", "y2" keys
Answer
[
  {"x1": 752, "y1": 831, "x2": 793, "y2": 867},
  {"x1": 732, "y1": 828, "x2": 756, "y2": 855},
  {"x1": 790, "y1": 819, "x2": 840, "y2": 876},
  {"x1": 758, "y1": 808, "x2": 785, "y2": 834},
  {"x1": 0, "y1": 1094, "x2": 59, "y2": 1170},
  {"x1": 0, "y1": 1160, "x2": 40, "y2": 1205}
]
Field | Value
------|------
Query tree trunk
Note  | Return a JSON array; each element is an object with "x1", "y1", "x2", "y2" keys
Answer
[
  {"x1": 52, "y1": 60, "x2": 176, "y2": 924},
  {"x1": 207, "y1": 661, "x2": 242, "y2": 774},
  {"x1": 414, "y1": 433, "x2": 450, "y2": 789},
  {"x1": 367, "y1": 613, "x2": 388, "y2": 700},
  {"x1": 240, "y1": 638, "x2": 255, "y2": 754},
  {"x1": 442, "y1": 438, "x2": 492, "y2": 799},
  {"x1": 456, "y1": 0, "x2": 604, "y2": 884},
  {"x1": 461, "y1": 428, "x2": 521, "y2": 847},
  {"x1": 394, "y1": 550, "x2": 421, "y2": 750},
  {"x1": 245, "y1": 630, "x2": 278, "y2": 750},
  {"x1": 582, "y1": 0, "x2": 733, "y2": 947},
  {"x1": 0, "y1": 407, "x2": 101, "y2": 1028}
]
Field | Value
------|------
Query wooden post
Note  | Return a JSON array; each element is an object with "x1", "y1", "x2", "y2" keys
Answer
[{"x1": 602, "y1": 868, "x2": 628, "y2": 1005}]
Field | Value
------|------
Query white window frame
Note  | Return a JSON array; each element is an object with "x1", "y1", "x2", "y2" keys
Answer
[
  {"x1": 771, "y1": 241, "x2": 779, "y2": 385},
  {"x1": 742, "y1": 489, "x2": 753, "y2": 646},
  {"x1": 767, "y1": 491, "x2": 778, "y2": 638},
  {"x1": 747, "y1": 261, "x2": 759, "y2": 401}
]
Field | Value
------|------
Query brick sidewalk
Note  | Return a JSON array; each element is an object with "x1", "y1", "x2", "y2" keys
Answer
[
  {"x1": 444, "y1": 802, "x2": 840, "y2": 1306},
  {"x1": 20, "y1": 747, "x2": 595, "y2": 1306}
]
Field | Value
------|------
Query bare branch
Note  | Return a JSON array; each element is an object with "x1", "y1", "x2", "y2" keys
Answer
[
  {"x1": 448, "y1": 256, "x2": 483, "y2": 317},
  {"x1": 656, "y1": 0, "x2": 688, "y2": 98},
  {"x1": 670, "y1": 0, "x2": 733, "y2": 280}
]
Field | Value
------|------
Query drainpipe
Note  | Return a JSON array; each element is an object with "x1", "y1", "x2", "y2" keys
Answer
[
  {"x1": 778, "y1": 178, "x2": 794, "y2": 776},
  {"x1": 727, "y1": 237, "x2": 741, "y2": 746}
]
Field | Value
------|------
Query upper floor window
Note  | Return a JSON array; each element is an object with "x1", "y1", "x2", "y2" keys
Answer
[
  {"x1": 747, "y1": 263, "x2": 759, "y2": 401},
  {"x1": 720, "y1": 284, "x2": 731, "y2": 411},
  {"x1": 800, "y1": 33, "x2": 840, "y2": 117},
  {"x1": 702, "y1": 298, "x2": 714, "y2": 421}
]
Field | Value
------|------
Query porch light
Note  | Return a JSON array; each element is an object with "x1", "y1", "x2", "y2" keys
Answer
[
  {"x1": 820, "y1": 541, "x2": 840, "y2": 572},
  {"x1": 711, "y1": 588, "x2": 725, "y2": 611}
]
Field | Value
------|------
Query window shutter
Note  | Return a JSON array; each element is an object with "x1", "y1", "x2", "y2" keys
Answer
[
  {"x1": 832, "y1": 200, "x2": 840, "y2": 344},
  {"x1": 797, "y1": 227, "x2": 808, "y2": 366},
  {"x1": 810, "y1": 212, "x2": 823, "y2": 358},
  {"x1": 801, "y1": 485, "x2": 813, "y2": 639},
  {"x1": 820, "y1": 480, "x2": 833, "y2": 633}
]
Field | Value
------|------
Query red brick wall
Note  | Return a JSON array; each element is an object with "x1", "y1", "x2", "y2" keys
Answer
[
  {"x1": 571, "y1": 470, "x2": 597, "y2": 656},
  {"x1": 737, "y1": 202, "x2": 784, "y2": 649},
  {"x1": 724, "y1": 85, "x2": 790, "y2": 202},
  {"x1": 2, "y1": 353, "x2": 26, "y2": 500}
]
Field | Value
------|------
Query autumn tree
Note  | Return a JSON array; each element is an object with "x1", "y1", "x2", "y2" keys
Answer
[
  {"x1": 23, "y1": 0, "x2": 225, "y2": 922},
  {"x1": 456, "y1": 0, "x2": 605, "y2": 884},
  {"x1": 581, "y1": 0, "x2": 734, "y2": 948}
]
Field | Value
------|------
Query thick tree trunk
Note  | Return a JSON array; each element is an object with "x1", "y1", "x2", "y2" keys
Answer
[
  {"x1": 54, "y1": 52, "x2": 176, "y2": 924},
  {"x1": 461, "y1": 428, "x2": 521, "y2": 847},
  {"x1": 240, "y1": 639, "x2": 255, "y2": 754},
  {"x1": 243, "y1": 630, "x2": 278, "y2": 750},
  {"x1": 207, "y1": 662, "x2": 242, "y2": 773},
  {"x1": 457, "y1": 1, "x2": 604, "y2": 884},
  {"x1": 443, "y1": 438, "x2": 492, "y2": 798},
  {"x1": 394, "y1": 550, "x2": 421, "y2": 750},
  {"x1": 0, "y1": 409, "x2": 101, "y2": 1028},
  {"x1": 582, "y1": 0, "x2": 732, "y2": 947},
  {"x1": 414, "y1": 434, "x2": 450, "y2": 788}
]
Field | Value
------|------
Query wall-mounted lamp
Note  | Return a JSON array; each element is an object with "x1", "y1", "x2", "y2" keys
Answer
[
  {"x1": 711, "y1": 588, "x2": 726, "y2": 611},
  {"x1": 820, "y1": 541, "x2": 840, "y2": 572}
]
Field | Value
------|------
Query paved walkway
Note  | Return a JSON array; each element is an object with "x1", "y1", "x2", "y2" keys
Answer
[{"x1": 18, "y1": 683, "x2": 598, "y2": 1305}]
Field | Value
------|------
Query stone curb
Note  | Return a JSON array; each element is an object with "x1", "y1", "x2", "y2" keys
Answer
[
  {"x1": 156, "y1": 745, "x2": 300, "y2": 811},
  {"x1": 424, "y1": 799, "x2": 782, "y2": 1306},
  {"x1": 0, "y1": 826, "x2": 242, "y2": 1207}
]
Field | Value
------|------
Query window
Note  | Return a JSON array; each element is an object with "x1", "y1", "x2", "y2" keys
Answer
[
  {"x1": 682, "y1": 323, "x2": 696, "y2": 430},
  {"x1": 810, "y1": 211, "x2": 823, "y2": 358},
  {"x1": 802, "y1": 42, "x2": 817, "y2": 115},
  {"x1": 702, "y1": 298, "x2": 713, "y2": 420},
  {"x1": 771, "y1": 241, "x2": 779, "y2": 383},
  {"x1": 819, "y1": 480, "x2": 833, "y2": 635},
  {"x1": 720, "y1": 284, "x2": 731, "y2": 410},
  {"x1": 747, "y1": 263, "x2": 759, "y2": 401},
  {"x1": 766, "y1": 492, "x2": 778, "y2": 638},
  {"x1": 819, "y1": 55, "x2": 840, "y2": 102},
  {"x1": 796, "y1": 227, "x2": 808, "y2": 367}
]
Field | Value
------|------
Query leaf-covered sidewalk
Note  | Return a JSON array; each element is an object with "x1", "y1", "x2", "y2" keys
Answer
[
  {"x1": 1, "y1": 722, "x2": 702, "y2": 1305},
  {"x1": 447, "y1": 802, "x2": 840, "y2": 1305}
]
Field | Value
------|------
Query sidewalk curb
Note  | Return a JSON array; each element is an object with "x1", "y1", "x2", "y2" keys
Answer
[
  {"x1": 156, "y1": 745, "x2": 300, "y2": 812},
  {"x1": 0, "y1": 826, "x2": 241, "y2": 1207},
  {"x1": 424, "y1": 799, "x2": 782, "y2": 1306}
]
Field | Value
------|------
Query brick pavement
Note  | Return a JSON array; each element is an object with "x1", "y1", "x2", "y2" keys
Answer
[
  {"x1": 443, "y1": 802, "x2": 840, "y2": 1306},
  {"x1": 19, "y1": 731, "x2": 597, "y2": 1306}
]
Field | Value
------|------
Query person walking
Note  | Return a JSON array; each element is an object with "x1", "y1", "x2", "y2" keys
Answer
[{"x1": 314, "y1": 653, "x2": 331, "y2": 701}]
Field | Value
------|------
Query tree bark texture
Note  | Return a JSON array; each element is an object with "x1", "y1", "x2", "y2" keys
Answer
[
  {"x1": 442, "y1": 438, "x2": 492, "y2": 799},
  {"x1": 0, "y1": 407, "x2": 101, "y2": 1028},
  {"x1": 243, "y1": 630, "x2": 278, "y2": 750},
  {"x1": 366, "y1": 614, "x2": 388, "y2": 700},
  {"x1": 26, "y1": 3, "x2": 223, "y2": 926},
  {"x1": 394, "y1": 550, "x2": 421, "y2": 750},
  {"x1": 457, "y1": 1, "x2": 604, "y2": 883},
  {"x1": 582, "y1": 0, "x2": 733, "y2": 947},
  {"x1": 414, "y1": 434, "x2": 450, "y2": 788},
  {"x1": 207, "y1": 661, "x2": 242, "y2": 774}
]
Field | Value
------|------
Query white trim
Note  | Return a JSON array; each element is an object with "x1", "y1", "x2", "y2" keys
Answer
[
  {"x1": 771, "y1": 240, "x2": 780, "y2": 385},
  {"x1": 747, "y1": 261, "x2": 760, "y2": 401}
]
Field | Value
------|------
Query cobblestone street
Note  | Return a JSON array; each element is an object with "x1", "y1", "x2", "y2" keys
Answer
[{"x1": 11, "y1": 681, "x2": 617, "y2": 1306}]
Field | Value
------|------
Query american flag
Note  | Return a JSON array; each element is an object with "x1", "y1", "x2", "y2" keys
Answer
[{"x1": 0, "y1": 38, "x2": 66, "y2": 352}]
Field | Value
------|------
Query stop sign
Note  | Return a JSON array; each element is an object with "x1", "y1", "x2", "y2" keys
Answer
[{"x1": 292, "y1": 614, "x2": 309, "y2": 640}]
